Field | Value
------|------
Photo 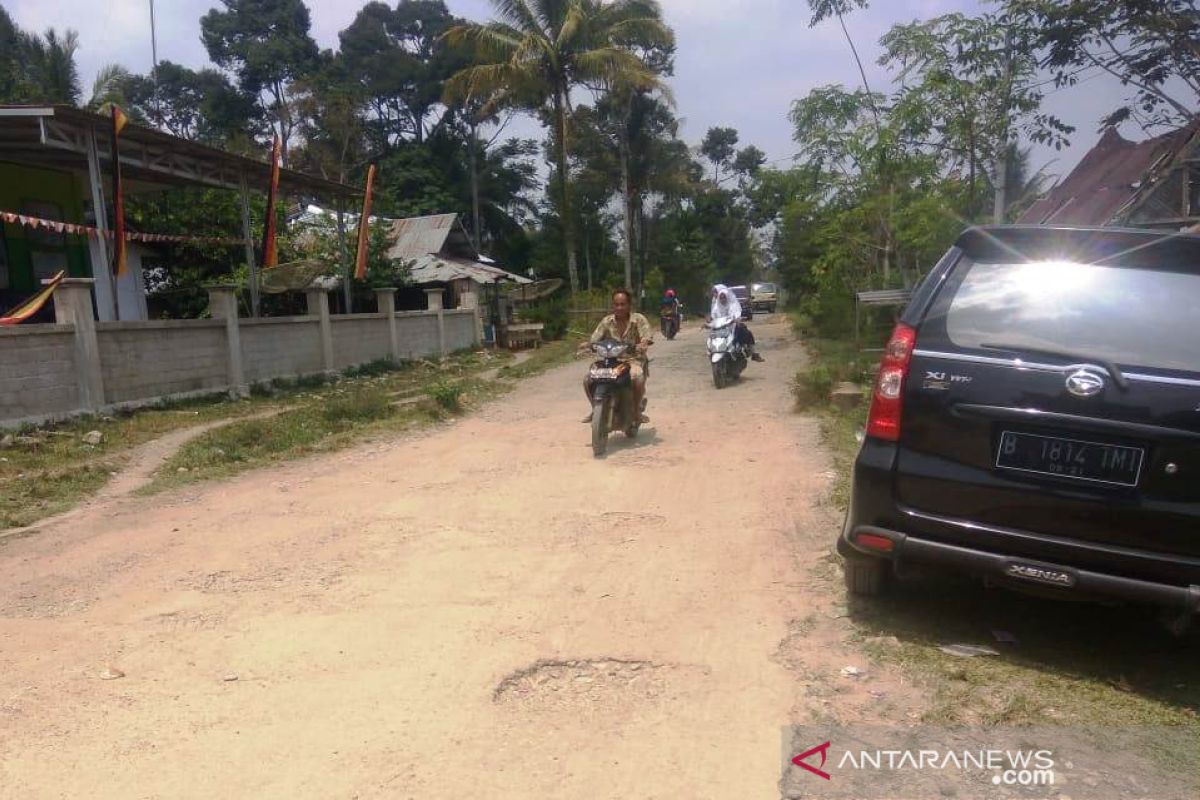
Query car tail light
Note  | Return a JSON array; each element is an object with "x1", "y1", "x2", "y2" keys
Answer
[
  {"x1": 865, "y1": 323, "x2": 917, "y2": 442},
  {"x1": 854, "y1": 532, "x2": 895, "y2": 553}
]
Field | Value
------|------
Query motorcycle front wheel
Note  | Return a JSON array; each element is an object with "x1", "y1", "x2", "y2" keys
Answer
[
  {"x1": 591, "y1": 397, "x2": 609, "y2": 457},
  {"x1": 712, "y1": 360, "x2": 726, "y2": 389}
]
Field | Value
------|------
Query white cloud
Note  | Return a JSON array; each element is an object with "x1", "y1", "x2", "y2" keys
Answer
[{"x1": 4, "y1": 0, "x2": 1145, "y2": 175}]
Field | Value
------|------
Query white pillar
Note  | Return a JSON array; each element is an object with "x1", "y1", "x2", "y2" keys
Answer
[
  {"x1": 51, "y1": 277, "x2": 105, "y2": 411},
  {"x1": 306, "y1": 288, "x2": 335, "y2": 374},
  {"x1": 425, "y1": 288, "x2": 446, "y2": 358},
  {"x1": 208, "y1": 285, "x2": 247, "y2": 397}
]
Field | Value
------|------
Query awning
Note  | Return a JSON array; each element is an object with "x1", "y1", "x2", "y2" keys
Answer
[{"x1": 0, "y1": 105, "x2": 358, "y2": 199}]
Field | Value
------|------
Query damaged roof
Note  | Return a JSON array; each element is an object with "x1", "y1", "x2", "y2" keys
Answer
[{"x1": 1019, "y1": 122, "x2": 1200, "y2": 226}]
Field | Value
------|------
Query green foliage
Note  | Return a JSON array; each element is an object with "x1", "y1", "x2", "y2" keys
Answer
[
  {"x1": 425, "y1": 380, "x2": 464, "y2": 413},
  {"x1": 0, "y1": 11, "x2": 81, "y2": 105},
  {"x1": 1004, "y1": 0, "x2": 1200, "y2": 130},
  {"x1": 521, "y1": 294, "x2": 568, "y2": 340},
  {"x1": 200, "y1": 0, "x2": 320, "y2": 156},
  {"x1": 444, "y1": 0, "x2": 675, "y2": 292}
]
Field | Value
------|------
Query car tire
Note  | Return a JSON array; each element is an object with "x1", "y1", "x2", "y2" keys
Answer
[{"x1": 843, "y1": 555, "x2": 887, "y2": 596}]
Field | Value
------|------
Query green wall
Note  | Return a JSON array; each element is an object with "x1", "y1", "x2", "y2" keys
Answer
[{"x1": 0, "y1": 161, "x2": 91, "y2": 293}]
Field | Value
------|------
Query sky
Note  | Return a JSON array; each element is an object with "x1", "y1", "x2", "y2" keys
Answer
[{"x1": 6, "y1": 0, "x2": 1145, "y2": 184}]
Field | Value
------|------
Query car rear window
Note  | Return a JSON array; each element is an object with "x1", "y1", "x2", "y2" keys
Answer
[
  {"x1": 941, "y1": 259, "x2": 1200, "y2": 374},
  {"x1": 732, "y1": 286, "x2": 748, "y2": 297},
  {"x1": 755, "y1": 283, "x2": 776, "y2": 293}
]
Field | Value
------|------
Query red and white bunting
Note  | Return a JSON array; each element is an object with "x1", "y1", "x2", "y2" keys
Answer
[{"x1": 1, "y1": 210, "x2": 248, "y2": 246}]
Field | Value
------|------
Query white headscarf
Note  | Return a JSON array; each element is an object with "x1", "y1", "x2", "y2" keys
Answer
[{"x1": 710, "y1": 284, "x2": 742, "y2": 322}]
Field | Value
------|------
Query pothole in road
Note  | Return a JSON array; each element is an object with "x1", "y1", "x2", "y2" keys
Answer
[{"x1": 493, "y1": 658, "x2": 699, "y2": 708}]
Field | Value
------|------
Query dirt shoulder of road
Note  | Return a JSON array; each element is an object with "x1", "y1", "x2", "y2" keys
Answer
[{"x1": 1, "y1": 344, "x2": 584, "y2": 536}]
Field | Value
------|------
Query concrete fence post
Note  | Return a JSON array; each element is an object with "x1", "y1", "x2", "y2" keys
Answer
[
  {"x1": 50, "y1": 277, "x2": 105, "y2": 411},
  {"x1": 207, "y1": 285, "x2": 247, "y2": 398},
  {"x1": 459, "y1": 291, "x2": 482, "y2": 346},
  {"x1": 306, "y1": 288, "x2": 335, "y2": 375},
  {"x1": 425, "y1": 288, "x2": 446, "y2": 359},
  {"x1": 374, "y1": 287, "x2": 399, "y2": 364}
]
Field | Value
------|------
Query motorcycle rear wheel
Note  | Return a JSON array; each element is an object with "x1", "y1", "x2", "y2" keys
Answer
[{"x1": 591, "y1": 398, "x2": 609, "y2": 457}]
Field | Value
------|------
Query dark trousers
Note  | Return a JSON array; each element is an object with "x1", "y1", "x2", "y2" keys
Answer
[{"x1": 734, "y1": 322, "x2": 755, "y2": 347}]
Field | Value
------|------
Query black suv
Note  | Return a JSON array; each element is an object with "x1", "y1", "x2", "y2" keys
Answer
[{"x1": 840, "y1": 226, "x2": 1200, "y2": 625}]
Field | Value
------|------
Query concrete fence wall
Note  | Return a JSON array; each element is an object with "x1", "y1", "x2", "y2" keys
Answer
[
  {"x1": 0, "y1": 325, "x2": 80, "y2": 425},
  {"x1": 0, "y1": 281, "x2": 480, "y2": 428},
  {"x1": 97, "y1": 320, "x2": 229, "y2": 404}
]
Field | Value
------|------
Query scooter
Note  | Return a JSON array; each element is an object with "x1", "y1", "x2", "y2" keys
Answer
[
  {"x1": 660, "y1": 306, "x2": 680, "y2": 339},
  {"x1": 705, "y1": 315, "x2": 749, "y2": 389},
  {"x1": 586, "y1": 338, "x2": 648, "y2": 457}
]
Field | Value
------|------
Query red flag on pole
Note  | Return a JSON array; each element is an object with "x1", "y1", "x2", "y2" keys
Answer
[
  {"x1": 354, "y1": 164, "x2": 377, "y2": 281},
  {"x1": 261, "y1": 135, "x2": 282, "y2": 269},
  {"x1": 110, "y1": 106, "x2": 129, "y2": 276}
]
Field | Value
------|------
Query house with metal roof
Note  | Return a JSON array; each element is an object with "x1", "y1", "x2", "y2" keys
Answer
[
  {"x1": 0, "y1": 104, "x2": 357, "y2": 321},
  {"x1": 1018, "y1": 121, "x2": 1200, "y2": 229}
]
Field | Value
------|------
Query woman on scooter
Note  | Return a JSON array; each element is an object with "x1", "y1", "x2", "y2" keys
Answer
[{"x1": 709, "y1": 284, "x2": 764, "y2": 362}]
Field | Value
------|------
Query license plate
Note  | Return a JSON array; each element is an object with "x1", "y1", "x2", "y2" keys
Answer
[
  {"x1": 996, "y1": 431, "x2": 1144, "y2": 487},
  {"x1": 590, "y1": 367, "x2": 619, "y2": 380}
]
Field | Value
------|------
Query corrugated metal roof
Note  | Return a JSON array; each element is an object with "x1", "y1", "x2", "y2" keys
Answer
[
  {"x1": 1019, "y1": 124, "x2": 1199, "y2": 226},
  {"x1": 0, "y1": 105, "x2": 358, "y2": 198},
  {"x1": 387, "y1": 214, "x2": 461, "y2": 260},
  {"x1": 408, "y1": 254, "x2": 532, "y2": 285}
]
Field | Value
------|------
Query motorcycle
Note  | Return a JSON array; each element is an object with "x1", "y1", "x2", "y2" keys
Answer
[
  {"x1": 659, "y1": 306, "x2": 680, "y2": 339},
  {"x1": 705, "y1": 315, "x2": 750, "y2": 389},
  {"x1": 586, "y1": 338, "x2": 648, "y2": 457}
]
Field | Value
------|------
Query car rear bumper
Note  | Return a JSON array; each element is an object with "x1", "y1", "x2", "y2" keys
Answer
[
  {"x1": 842, "y1": 438, "x2": 1200, "y2": 613},
  {"x1": 839, "y1": 525, "x2": 1200, "y2": 613}
]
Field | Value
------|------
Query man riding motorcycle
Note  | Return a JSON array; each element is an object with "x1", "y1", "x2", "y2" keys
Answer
[
  {"x1": 659, "y1": 288, "x2": 681, "y2": 337},
  {"x1": 709, "y1": 284, "x2": 764, "y2": 362},
  {"x1": 581, "y1": 288, "x2": 653, "y2": 423}
]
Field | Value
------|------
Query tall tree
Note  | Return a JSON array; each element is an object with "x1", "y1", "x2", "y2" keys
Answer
[
  {"x1": 201, "y1": 0, "x2": 319, "y2": 162},
  {"x1": 881, "y1": 12, "x2": 1072, "y2": 218},
  {"x1": 444, "y1": 0, "x2": 673, "y2": 294},
  {"x1": 699, "y1": 126, "x2": 738, "y2": 185},
  {"x1": 124, "y1": 62, "x2": 262, "y2": 146},
  {"x1": 1005, "y1": 0, "x2": 1200, "y2": 130},
  {"x1": 340, "y1": 1, "x2": 467, "y2": 149}
]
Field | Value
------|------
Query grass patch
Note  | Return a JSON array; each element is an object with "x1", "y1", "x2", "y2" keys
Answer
[
  {"x1": 0, "y1": 396, "x2": 268, "y2": 529},
  {"x1": 496, "y1": 337, "x2": 582, "y2": 380},
  {"x1": 425, "y1": 380, "x2": 465, "y2": 414},
  {"x1": 794, "y1": 326, "x2": 1200, "y2": 754},
  {"x1": 1, "y1": 349, "x2": 514, "y2": 529}
]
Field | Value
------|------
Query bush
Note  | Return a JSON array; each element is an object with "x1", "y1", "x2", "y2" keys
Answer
[
  {"x1": 794, "y1": 363, "x2": 835, "y2": 408},
  {"x1": 344, "y1": 358, "x2": 398, "y2": 379},
  {"x1": 425, "y1": 380, "x2": 464, "y2": 413},
  {"x1": 522, "y1": 294, "x2": 568, "y2": 340}
]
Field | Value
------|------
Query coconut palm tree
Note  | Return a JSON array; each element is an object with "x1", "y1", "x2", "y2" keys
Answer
[
  {"x1": 444, "y1": 0, "x2": 673, "y2": 293},
  {"x1": 86, "y1": 63, "x2": 134, "y2": 113},
  {"x1": 26, "y1": 28, "x2": 82, "y2": 106}
]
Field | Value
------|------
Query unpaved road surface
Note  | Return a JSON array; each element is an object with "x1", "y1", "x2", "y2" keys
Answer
[{"x1": 0, "y1": 317, "x2": 918, "y2": 798}]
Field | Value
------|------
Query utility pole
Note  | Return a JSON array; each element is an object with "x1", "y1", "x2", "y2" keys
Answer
[
  {"x1": 149, "y1": 0, "x2": 159, "y2": 71},
  {"x1": 994, "y1": 27, "x2": 1014, "y2": 224}
]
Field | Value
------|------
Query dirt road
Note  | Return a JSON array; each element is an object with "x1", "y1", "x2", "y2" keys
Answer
[{"x1": 0, "y1": 316, "x2": 916, "y2": 798}]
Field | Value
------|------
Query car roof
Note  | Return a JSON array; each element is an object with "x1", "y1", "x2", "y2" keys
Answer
[{"x1": 955, "y1": 225, "x2": 1200, "y2": 273}]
